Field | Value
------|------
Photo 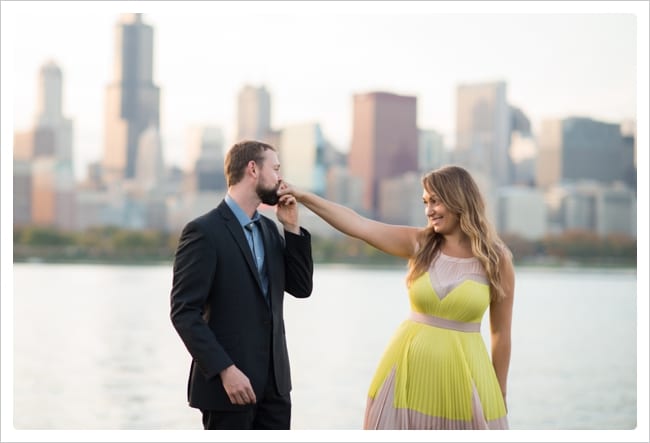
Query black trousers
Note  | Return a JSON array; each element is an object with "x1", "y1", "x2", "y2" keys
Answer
[{"x1": 201, "y1": 361, "x2": 291, "y2": 430}]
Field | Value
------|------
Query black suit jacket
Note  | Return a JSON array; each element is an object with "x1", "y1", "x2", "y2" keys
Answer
[{"x1": 170, "y1": 200, "x2": 313, "y2": 410}]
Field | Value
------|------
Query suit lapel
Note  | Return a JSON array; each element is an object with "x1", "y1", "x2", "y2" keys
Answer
[
  {"x1": 258, "y1": 217, "x2": 277, "y2": 309},
  {"x1": 218, "y1": 202, "x2": 264, "y2": 293},
  {"x1": 257, "y1": 217, "x2": 274, "y2": 275}
]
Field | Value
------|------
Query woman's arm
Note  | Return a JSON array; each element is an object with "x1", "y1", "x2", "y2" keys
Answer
[
  {"x1": 280, "y1": 182, "x2": 420, "y2": 258},
  {"x1": 489, "y1": 251, "x2": 515, "y2": 406}
]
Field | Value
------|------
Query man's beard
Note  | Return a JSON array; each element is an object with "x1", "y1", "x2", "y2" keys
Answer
[{"x1": 256, "y1": 181, "x2": 280, "y2": 206}]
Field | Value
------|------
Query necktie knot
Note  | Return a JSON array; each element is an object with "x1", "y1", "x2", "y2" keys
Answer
[{"x1": 245, "y1": 219, "x2": 259, "y2": 232}]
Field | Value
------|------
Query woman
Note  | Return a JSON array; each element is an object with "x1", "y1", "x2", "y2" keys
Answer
[{"x1": 278, "y1": 165, "x2": 514, "y2": 429}]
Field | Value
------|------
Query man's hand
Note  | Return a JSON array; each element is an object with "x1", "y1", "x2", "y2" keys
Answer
[
  {"x1": 276, "y1": 181, "x2": 300, "y2": 234},
  {"x1": 220, "y1": 365, "x2": 257, "y2": 405}
]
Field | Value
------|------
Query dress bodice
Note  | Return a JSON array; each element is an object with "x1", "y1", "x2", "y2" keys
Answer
[{"x1": 408, "y1": 252, "x2": 490, "y2": 324}]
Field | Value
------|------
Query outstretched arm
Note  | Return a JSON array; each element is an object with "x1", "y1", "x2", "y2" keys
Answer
[{"x1": 278, "y1": 182, "x2": 420, "y2": 259}]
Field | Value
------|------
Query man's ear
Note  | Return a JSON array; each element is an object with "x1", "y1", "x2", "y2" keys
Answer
[{"x1": 248, "y1": 160, "x2": 257, "y2": 176}]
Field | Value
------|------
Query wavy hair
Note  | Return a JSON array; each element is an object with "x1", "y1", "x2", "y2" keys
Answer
[{"x1": 406, "y1": 165, "x2": 511, "y2": 301}]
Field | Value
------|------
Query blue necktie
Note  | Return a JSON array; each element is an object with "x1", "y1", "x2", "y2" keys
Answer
[
  {"x1": 245, "y1": 221, "x2": 269, "y2": 304},
  {"x1": 245, "y1": 221, "x2": 262, "y2": 271}
]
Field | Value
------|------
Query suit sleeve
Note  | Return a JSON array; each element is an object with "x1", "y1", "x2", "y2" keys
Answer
[
  {"x1": 170, "y1": 221, "x2": 233, "y2": 379},
  {"x1": 283, "y1": 227, "x2": 314, "y2": 298}
]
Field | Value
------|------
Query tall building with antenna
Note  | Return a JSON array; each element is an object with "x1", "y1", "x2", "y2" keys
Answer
[{"x1": 103, "y1": 13, "x2": 160, "y2": 184}]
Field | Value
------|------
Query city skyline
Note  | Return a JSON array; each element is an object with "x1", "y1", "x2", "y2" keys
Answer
[
  {"x1": 2, "y1": 3, "x2": 649, "y2": 441},
  {"x1": 3, "y1": 1, "x2": 647, "y2": 183}
]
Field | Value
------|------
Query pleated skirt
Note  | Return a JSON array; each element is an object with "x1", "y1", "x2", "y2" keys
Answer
[{"x1": 363, "y1": 317, "x2": 509, "y2": 429}]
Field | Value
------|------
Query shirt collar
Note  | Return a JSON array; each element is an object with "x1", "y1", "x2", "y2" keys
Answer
[{"x1": 225, "y1": 193, "x2": 260, "y2": 227}]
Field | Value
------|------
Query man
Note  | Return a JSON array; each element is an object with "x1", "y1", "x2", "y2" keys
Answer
[{"x1": 170, "y1": 140, "x2": 314, "y2": 430}]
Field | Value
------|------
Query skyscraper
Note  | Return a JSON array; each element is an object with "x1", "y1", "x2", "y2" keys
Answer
[
  {"x1": 348, "y1": 91, "x2": 418, "y2": 216},
  {"x1": 13, "y1": 60, "x2": 77, "y2": 230},
  {"x1": 418, "y1": 128, "x2": 447, "y2": 173},
  {"x1": 193, "y1": 126, "x2": 226, "y2": 192},
  {"x1": 236, "y1": 84, "x2": 271, "y2": 141},
  {"x1": 35, "y1": 61, "x2": 73, "y2": 165},
  {"x1": 536, "y1": 117, "x2": 632, "y2": 189},
  {"x1": 278, "y1": 122, "x2": 328, "y2": 195},
  {"x1": 135, "y1": 124, "x2": 165, "y2": 193},
  {"x1": 103, "y1": 13, "x2": 160, "y2": 183},
  {"x1": 454, "y1": 81, "x2": 511, "y2": 187}
]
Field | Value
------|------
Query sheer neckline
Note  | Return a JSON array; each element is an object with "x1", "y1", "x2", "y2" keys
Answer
[{"x1": 438, "y1": 251, "x2": 478, "y2": 263}]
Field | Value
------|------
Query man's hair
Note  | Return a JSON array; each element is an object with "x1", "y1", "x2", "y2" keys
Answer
[{"x1": 224, "y1": 140, "x2": 276, "y2": 187}]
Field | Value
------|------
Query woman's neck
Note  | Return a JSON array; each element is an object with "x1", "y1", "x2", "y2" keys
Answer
[{"x1": 441, "y1": 234, "x2": 473, "y2": 258}]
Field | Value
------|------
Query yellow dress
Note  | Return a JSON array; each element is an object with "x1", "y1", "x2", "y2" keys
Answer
[{"x1": 363, "y1": 252, "x2": 508, "y2": 429}]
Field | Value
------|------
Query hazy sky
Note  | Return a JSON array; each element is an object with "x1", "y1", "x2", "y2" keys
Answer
[{"x1": 2, "y1": 1, "x2": 647, "y2": 181}]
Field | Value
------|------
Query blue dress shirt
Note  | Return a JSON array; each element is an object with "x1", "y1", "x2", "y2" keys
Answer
[{"x1": 224, "y1": 194, "x2": 269, "y2": 299}]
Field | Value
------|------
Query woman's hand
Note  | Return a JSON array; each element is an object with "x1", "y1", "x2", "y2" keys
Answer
[{"x1": 277, "y1": 180, "x2": 306, "y2": 202}]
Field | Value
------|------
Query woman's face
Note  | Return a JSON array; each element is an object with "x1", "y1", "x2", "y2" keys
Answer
[{"x1": 422, "y1": 191, "x2": 460, "y2": 235}]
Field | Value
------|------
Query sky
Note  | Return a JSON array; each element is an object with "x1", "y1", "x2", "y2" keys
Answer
[
  {"x1": 2, "y1": 1, "x2": 646, "y2": 181},
  {"x1": 1, "y1": 1, "x2": 649, "y2": 442}
]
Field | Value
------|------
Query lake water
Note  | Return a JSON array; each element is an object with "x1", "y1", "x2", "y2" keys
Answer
[{"x1": 7, "y1": 262, "x2": 644, "y2": 439}]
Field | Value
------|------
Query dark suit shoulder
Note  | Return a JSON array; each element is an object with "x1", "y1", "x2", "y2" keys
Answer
[
  {"x1": 179, "y1": 206, "x2": 226, "y2": 251},
  {"x1": 186, "y1": 202, "x2": 230, "y2": 229}
]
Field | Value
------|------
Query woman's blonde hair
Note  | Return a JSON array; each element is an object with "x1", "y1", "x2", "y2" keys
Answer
[{"x1": 406, "y1": 165, "x2": 511, "y2": 301}]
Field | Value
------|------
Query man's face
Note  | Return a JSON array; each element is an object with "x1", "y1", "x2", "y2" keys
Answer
[{"x1": 255, "y1": 150, "x2": 282, "y2": 206}]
